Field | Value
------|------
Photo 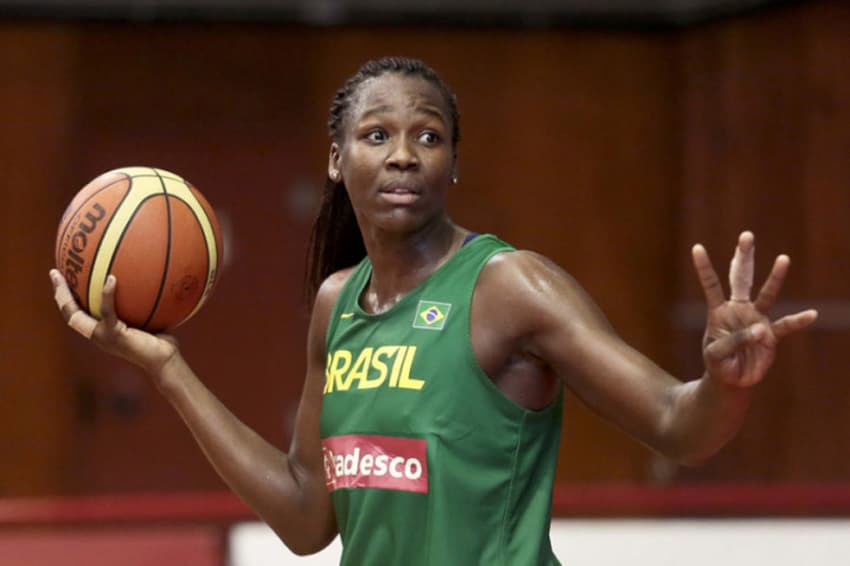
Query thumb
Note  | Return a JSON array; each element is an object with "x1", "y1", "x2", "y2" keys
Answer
[{"x1": 705, "y1": 323, "x2": 767, "y2": 362}]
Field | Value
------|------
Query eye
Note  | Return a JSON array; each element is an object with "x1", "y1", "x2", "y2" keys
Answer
[
  {"x1": 418, "y1": 131, "x2": 440, "y2": 145},
  {"x1": 365, "y1": 129, "x2": 387, "y2": 143}
]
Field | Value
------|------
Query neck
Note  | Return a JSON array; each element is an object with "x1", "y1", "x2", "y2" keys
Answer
[{"x1": 360, "y1": 217, "x2": 467, "y2": 314}]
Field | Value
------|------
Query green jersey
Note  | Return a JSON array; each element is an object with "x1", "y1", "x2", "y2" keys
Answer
[{"x1": 321, "y1": 234, "x2": 563, "y2": 565}]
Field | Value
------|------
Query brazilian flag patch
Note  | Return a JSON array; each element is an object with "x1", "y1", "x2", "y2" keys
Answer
[{"x1": 412, "y1": 300, "x2": 452, "y2": 331}]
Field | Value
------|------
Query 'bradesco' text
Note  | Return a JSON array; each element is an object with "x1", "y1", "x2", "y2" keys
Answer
[
  {"x1": 324, "y1": 346, "x2": 425, "y2": 394},
  {"x1": 322, "y1": 434, "x2": 429, "y2": 493}
]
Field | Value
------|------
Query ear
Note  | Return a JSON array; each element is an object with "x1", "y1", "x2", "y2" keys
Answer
[{"x1": 328, "y1": 142, "x2": 342, "y2": 182}]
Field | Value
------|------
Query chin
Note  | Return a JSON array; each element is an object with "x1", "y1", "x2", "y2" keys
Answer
[{"x1": 372, "y1": 208, "x2": 436, "y2": 234}]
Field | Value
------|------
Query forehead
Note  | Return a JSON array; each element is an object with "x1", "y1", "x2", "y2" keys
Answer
[{"x1": 349, "y1": 73, "x2": 449, "y2": 122}]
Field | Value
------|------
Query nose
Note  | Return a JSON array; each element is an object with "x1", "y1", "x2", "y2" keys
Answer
[{"x1": 385, "y1": 137, "x2": 418, "y2": 171}]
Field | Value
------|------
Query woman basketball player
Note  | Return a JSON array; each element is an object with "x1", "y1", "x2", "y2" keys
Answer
[{"x1": 50, "y1": 57, "x2": 817, "y2": 565}]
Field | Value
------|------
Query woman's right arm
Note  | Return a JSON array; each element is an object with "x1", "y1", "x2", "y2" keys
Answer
[{"x1": 49, "y1": 269, "x2": 345, "y2": 555}]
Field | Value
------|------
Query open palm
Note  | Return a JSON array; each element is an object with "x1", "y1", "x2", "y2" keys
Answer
[{"x1": 691, "y1": 232, "x2": 817, "y2": 388}]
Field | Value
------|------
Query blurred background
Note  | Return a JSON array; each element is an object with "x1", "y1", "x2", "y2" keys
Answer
[{"x1": 1, "y1": 0, "x2": 849, "y2": 562}]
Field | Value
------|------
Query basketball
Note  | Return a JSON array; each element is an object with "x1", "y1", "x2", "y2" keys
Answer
[{"x1": 55, "y1": 166, "x2": 224, "y2": 332}]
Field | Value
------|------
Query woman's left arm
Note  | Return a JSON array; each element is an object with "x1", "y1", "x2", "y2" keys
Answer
[{"x1": 482, "y1": 232, "x2": 817, "y2": 465}]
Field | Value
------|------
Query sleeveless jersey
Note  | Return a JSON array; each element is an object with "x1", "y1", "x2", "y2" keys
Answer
[{"x1": 320, "y1": 234, "x2": 563, "y2": 566}]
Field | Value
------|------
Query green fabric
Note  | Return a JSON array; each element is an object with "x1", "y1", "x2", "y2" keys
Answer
[{"x1": 321, "y1": 234, "x2": 563, "y2": 566}]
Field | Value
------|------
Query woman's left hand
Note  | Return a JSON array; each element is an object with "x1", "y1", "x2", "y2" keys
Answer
[{"x1": 691, "y1": 231, "x2": 818, "y2": 388}]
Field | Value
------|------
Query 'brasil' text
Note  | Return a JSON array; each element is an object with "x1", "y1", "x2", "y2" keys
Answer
[{"x1": 324, "y1": 346, "x2": 425, "y2": 394}]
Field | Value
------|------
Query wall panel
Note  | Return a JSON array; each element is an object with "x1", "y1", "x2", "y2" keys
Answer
[
  {"x1": 1, "y1": 0, "x2": 846, "y2": 496},
  {"x1": 674, "y1": 0, "x2": 850, "y2": 482},
  {"x1": 0, "y1": 25, "x2": 80, "y2": 494}
]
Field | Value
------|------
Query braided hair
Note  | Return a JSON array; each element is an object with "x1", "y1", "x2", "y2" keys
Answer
[{"x1": 304, "y1": 57, "x2": 461, "y2": 306}]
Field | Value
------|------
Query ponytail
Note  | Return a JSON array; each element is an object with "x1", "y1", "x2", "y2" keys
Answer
[{"x1": 304, "y1": 179, "x2": 365, "y2": 306}]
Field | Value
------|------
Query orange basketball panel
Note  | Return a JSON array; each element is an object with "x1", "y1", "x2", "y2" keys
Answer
[
  {"x1": 188, "y1": 182, "x2": 224, "y2": 293},
  {"x1": 144, "y1": 196, "x2": 209, "y2": 332},
  {"x1": 109, "y1": 195, "x2": 170, "y2": 329}
]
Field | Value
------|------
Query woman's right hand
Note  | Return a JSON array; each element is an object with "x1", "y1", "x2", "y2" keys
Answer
[{"x1": 49, "y1": 269, "x2": 180, "y2": 381}]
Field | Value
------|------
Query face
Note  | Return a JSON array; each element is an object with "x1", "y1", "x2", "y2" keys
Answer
[{"x1": 329, "y1": 73, "x2": 456, "y2": 235}]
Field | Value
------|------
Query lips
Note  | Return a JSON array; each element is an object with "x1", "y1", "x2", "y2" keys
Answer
[
  {"x1": 379, "y1": 182, "x2": 420, "y2": 195},
  {"x1": 378, "y1": 182, "x2": 421, "y2": 204}
]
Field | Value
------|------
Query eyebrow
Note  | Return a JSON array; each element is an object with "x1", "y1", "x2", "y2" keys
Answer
[{"x1": 358, "y1": 104, "x2": 447, "y2": 125}]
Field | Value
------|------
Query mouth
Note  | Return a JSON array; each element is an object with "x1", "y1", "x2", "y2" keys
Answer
[{"x1": 378, "y1": 183, "x2": 421, "y2": 205}]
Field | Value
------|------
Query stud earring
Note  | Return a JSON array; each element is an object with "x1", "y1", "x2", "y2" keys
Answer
[
  {"x1": 451, "y1": 175, "x2": 458, "y2": 185},
  {"x1": 330, "y1": 171, "x2": 340, "y2": 182}
]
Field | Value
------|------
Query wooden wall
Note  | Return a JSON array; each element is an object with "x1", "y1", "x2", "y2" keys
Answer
[
  {"x1": 675, "y1": 0, "x2": 850, "y2": 482},
  {"x1": 0, "y1": 26, "x2": 81, "y2": 495},
  {"x1": 0, "y1": 0, "x2": 847, "y2": 496}
]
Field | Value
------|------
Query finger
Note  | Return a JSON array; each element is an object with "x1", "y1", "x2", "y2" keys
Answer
[
  {"x1": 692, "y1": 244, "x2": 726, "y2": 309},
  {"x1": 704, "y1": 323, "x2": 767, "y2": 362},
  {"x1": 50, "y1": 269, "x2": 99, "y2": 339},
  {"x1": 50, "y1": 269, "x2": 76, "y2": 319},
  {"x1": 100, "y1": 275, "x2": 119, "y2": 325},
  {"x1": 753, "y1": 254, "x2": 790, "y2": 313},
  {"x1": 50, "y1": 269, "x2": 86, "y2": 325},
  {"x1": 772, "y1": 309, "x2": 818, "y2": 340},
  {"x1": 729, "y1": 231, "x2": 755, "y2": 302},
  {"x1": 68, "y1": 311, "x2": 98, "y2": 339}
]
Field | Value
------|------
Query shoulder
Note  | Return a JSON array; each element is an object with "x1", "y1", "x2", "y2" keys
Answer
[
  {"x1": 308, "y1": 267, "x2": 358, "y2": 346},
  {"x1": 475, "y1": 249, "x2": 611, "y2": 335},
  {"x1": 313, "y1": 267, "x2": 357, "y2": 312},
  {"x1": 478, "y1": 249, "x2": 582, "y2": 300}
]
